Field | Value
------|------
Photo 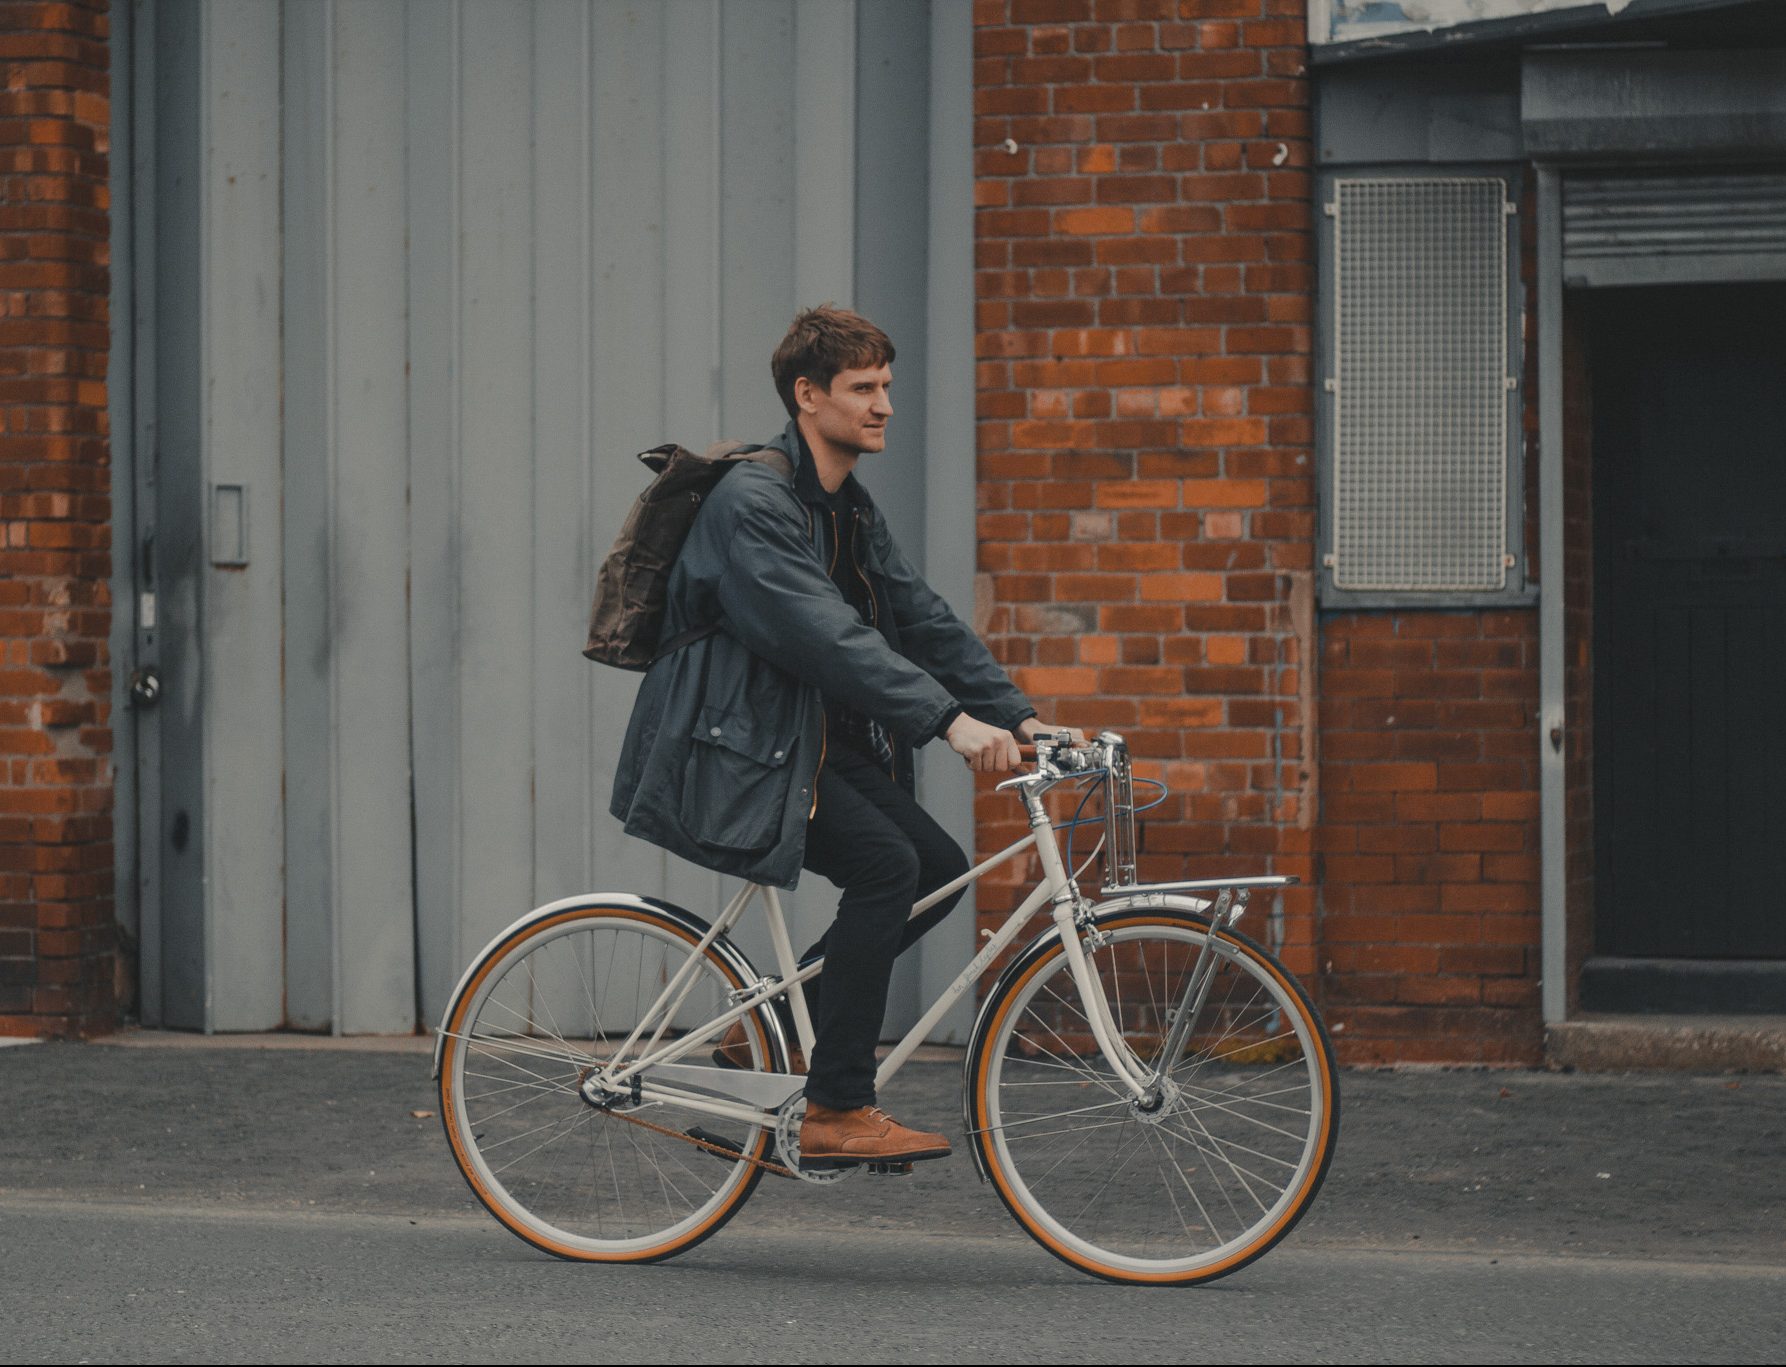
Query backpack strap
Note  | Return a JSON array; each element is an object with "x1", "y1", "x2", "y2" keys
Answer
[{"x1": 648, "y1": 621, "x2": 721, "y2": 665}]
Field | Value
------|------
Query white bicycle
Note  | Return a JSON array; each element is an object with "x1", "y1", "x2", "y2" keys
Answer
[{"x1": 433, "y1": 731, "x2": 1339, "y2": 1286}]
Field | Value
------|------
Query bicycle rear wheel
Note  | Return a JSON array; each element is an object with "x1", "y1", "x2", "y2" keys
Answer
[
  {"x1": 968, "y1": 907, "x2": 1339, "y2": 1285},
  {"x1": 437, "y1": 902, "x2": 778, "y2": 1263}
]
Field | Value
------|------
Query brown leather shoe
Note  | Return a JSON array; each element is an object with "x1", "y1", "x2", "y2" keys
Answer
[
  {"x1": 798, "y1": 1102, "x2": 951, "y2": 1168},
  {"x1": 712, "y1": 1021, "x2": 806, "y2": 1074}
]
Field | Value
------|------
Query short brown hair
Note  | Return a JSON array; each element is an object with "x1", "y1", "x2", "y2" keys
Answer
[{"x1": 771, "y1": 304, "x2": 895, "y2": 418}]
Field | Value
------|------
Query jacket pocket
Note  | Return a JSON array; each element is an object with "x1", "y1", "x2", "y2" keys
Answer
[{"x1": 679, "y1": 707, "x2": 795, "y2": 853}]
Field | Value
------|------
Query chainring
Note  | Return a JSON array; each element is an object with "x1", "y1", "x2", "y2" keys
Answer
[{"x1": 773, "y1": 1094, "x2": 857, "y2": 1186}]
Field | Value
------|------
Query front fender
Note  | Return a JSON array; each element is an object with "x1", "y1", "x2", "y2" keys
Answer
[
  {"x1": 959, "y1": 893, "x2": 1217, "y2": 1183},
  {"x1": 430, "y1": 892, "x2": 786, "y2": 1079}
]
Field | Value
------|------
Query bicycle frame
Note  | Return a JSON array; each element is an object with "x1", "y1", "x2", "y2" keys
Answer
[
  {"x1": 583, "y1": 764, "x2": 1254, "y2": 1129},
  {"x1": 433, "y1": 736, "x2": 1298, "y2": 1137}
]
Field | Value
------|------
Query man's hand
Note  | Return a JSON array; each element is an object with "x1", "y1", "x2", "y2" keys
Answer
[
  {"x1": 947, "y1": 714, "x2": 1024, "y2": 773},
  {"x1": 1017, "y1": 717, "x2": 1087, "y2": 746}
]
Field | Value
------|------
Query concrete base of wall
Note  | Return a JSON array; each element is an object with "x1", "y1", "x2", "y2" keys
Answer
[{"x1": 1547, "y1": 1013, "x2": 1786, "y2": 1072}]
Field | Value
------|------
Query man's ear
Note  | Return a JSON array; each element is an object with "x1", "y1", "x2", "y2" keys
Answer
[{"x1": 793, "y1": 375, "x2": 820, "y2": 415}]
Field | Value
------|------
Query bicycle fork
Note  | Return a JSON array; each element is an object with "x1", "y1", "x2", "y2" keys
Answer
[
  {"x1": 1025, "y1": 786, "x2": 1250, "y2": 1105},
  {"x1": 1023, "y1": 786, "x2": 1157, "y2": 1103}
]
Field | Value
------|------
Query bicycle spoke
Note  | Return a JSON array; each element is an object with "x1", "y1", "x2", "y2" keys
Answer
[
  {"x1": 1138, "y1": 1122, "x2": 1225, "y2": 1247},
  {"x1": 978, "y1": 915, "x2": 1335, "y2": 1281},
  {"x1": 1161, "y1": 1110, "x2": 1301, "y2": 1172},
  {"x1": 1161, "y1": 1109, "x2": 1279, "y2": 1214},
  {"x1": 443, "y1": 908, "x2": 768, "y2": 1258},
  {"x1": 979, "y1": 1097, "x2": 1131, "y2": 1133},
  {"x1": 487, "y1": 1107, "x2": 598, "y2": 1176}
]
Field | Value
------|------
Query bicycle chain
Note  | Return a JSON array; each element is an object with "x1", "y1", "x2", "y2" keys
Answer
[{"x1": 592, "y1": 1103, "x2": 796, "y2": 1181}]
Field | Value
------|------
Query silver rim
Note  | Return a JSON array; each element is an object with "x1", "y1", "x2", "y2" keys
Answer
[
  {"x1": 981, "y1": 920, "x2": 1331, "y2": 1279},
  {"x1": 444, "y1": 912, "x2": 768, "y2": 1257}
]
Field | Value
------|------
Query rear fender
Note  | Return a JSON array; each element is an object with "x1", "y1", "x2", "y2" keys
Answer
[{"x1": 431, "y1": 892, "x2": 788, "y2": 1079}]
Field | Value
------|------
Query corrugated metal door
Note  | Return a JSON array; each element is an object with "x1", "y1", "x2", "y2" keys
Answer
[
  {"x1": 139, "y1": 0, "x2": 976, "y2": 1035},
  {"x1": 1562, "y1": 169, "x2": 1786, "y2": 288}
]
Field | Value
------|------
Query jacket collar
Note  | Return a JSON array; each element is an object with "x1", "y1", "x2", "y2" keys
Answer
[{"x1": 783, "y1": 419, "x2": 873, "y2": 512}]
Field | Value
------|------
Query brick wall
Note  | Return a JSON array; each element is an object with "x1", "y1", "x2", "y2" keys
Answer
[
  {"x1": 1315, "y1": 611, "x2": 1542, "y2": 1064},
  {"x1": 971, "y1": 0, "x2": 1555, "y2": 1062},
  {"x1": 0, "y1": 0, "x2": 117, "y2": 1037},
  {"x1": 970, "y1": 0, "x2": 1317, "y2": 977},
  {"x1": 1307, "y1": 179, "x2": 1544, "y2": 1065}
]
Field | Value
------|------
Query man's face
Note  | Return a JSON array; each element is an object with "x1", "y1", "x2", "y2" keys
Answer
[{"x1": 798, "y1": 362, "x2": 893, "y2": 456}]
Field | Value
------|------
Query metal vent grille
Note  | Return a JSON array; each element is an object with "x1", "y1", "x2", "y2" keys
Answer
[{"x1": 1330, "y1": 178, "x2": 1510, "y2": 593}]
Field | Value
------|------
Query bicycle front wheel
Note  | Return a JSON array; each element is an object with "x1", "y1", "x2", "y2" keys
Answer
[
  {"x1": 969, "y1": 908, "x2": 1339, "y2": 1285},
  {"x1": 438, "y1": 901, "x2": 779, "y2": 1263}
]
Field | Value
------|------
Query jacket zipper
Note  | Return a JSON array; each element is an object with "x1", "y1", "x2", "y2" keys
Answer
[{"x1": 849, "y1": 510, "x2": 897, "y2": 784}]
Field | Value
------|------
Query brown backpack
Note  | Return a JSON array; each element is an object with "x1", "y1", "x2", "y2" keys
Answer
[{"x1": 583, "y1": 439, "x2": 794, "y2": 669}]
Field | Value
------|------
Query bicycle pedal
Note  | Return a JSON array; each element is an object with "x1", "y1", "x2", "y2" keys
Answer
[
  {"x1": 796, "y1": 1155, "x2": 863, "y2": 1173},
  {"x1": 866, "y1": 1161, "x2": 914, "y2": 1176}
]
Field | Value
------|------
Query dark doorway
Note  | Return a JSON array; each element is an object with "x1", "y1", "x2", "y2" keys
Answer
[{"x1": 1587, "y1": 283, "x2": 1786, "y2": 1011}]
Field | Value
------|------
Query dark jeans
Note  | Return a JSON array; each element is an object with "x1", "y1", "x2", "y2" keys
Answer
[{"x1": 797, "y1": 739, "x2": 969, "y2": 1110}]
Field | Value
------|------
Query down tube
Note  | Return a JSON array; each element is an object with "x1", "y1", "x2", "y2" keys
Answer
[{"x1": 875, "y1": 869, "x2": 1051, "y2": 1090}]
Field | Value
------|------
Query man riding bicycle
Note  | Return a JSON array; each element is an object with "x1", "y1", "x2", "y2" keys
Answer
[{"x1": 610, "y1": 304, "x2": 1079, "y2": 1168}]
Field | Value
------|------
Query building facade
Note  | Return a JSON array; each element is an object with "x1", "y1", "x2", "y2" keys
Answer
[{"x1": 2, "y1": 0, "x2": 1781, "y2": 1058}]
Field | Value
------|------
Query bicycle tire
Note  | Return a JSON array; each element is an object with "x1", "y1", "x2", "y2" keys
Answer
[
  {"x1": 437, "y1": 900, "x2": 778, "y2": 1263},
  {"x1": 967, "y1": 906, "x2": 1339, "y2": 1286}
]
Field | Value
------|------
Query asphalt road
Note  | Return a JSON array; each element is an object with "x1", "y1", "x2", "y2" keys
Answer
[{"x1": 2, "y1": 1040, "x2": 1782, "y2": 1363}]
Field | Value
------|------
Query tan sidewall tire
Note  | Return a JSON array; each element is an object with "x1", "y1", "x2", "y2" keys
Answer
[
  {"x1": 969, "y1": 912, "x2": 1340, "y2": 1286},
  {"x1": 438, "y1": 905, "x2": 773, "y2": 1263}
]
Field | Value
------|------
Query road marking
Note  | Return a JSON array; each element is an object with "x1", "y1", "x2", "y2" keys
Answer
[{"x1": 2, "y1": 1194, "x2": 1781, "y2": 1280}]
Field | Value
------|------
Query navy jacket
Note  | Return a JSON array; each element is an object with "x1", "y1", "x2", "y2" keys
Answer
[{"x1": 609, "y1": 420, "x2": 1034, "y2": 888}]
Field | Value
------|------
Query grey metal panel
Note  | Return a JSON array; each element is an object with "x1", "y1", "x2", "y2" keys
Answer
[
  {"x1": 406, "y1": 0, "x2": 463, "y2": 1026},
  {"x1": 1537, "y1": 166, "x2": 1567, "y2": 1026},
  {"x1": 455, "y1": 0, "x2": 538, "y2": 963},
  {"x1": 796, "y1": 0, "x2": 857, "y2": 310},
  {"x1": 585, "y1": 0, "x2": 672, "y2": 920},
  {"x1": 531, "y1": 0, "x2": 596, "y2": 929},
  {"x1": 657, "y1": 0, "x2": 729, "y2": 957},
  {"x1": 281, "y1": 0, "x2": 334, "y2": 1030},
  {"x1": 916, "y1": 0, "x2": 976, "y2": 1045},
  {"x1": 856, "y1": 0, "x2": 929, "y2": 1031},
  {"x1": 150, "y1": 0, "x2": 204, "y2": 1029},
  {"x1": 1523, "y1": 50, "x2": 1786, "y2": 161},
  {"x1": 719, "y1": 0, "x2": 798, "y2": 445},
  {"x1": 286, "y1": 2, "x2": 419, "y2": 1034},
  {"x1": 328, "y1": 1, "x2": 417, "y2": 1034},
  {"x1": 1315, "y1": 59, "x2": 1522, "y2": 166},
  {"x1": 1562, "y1": 170, "x2": 1786, "y2": 288},
  {"x1": 200, "y1": 0, "x2": 285, "y2": 1031},
  {"x1": 716, "y1": 0, "x2": 810, "y2": 969},
  {"x1": 855, "y1": 0, "x2": 927, "y2": 565},
  {"x1": 1564, "y1": 251, "x2": 1786, "y2": 288},
  {"x1": 107, "y1": 0, "x2": 140, "y2": 1008}
]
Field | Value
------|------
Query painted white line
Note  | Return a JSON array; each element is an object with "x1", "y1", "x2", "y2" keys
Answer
[{"x1": 2, "y1": 1195, "x2": 1781, "y2": 1280}]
